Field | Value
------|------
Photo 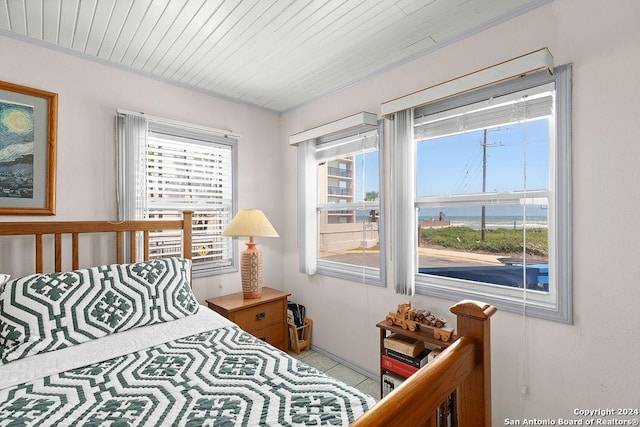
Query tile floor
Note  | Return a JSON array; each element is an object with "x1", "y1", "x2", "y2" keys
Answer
[{"x1": 288, "y1": 349, "x2": 381, "y2": 400}]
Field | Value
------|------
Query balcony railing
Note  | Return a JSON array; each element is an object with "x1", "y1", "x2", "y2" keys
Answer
[
  {"x1": 327, "y1": 167, "x2": 352, "y2": 178},
  {"x1": 328, "y1": 186, "x2": 353, "y2": 196}
]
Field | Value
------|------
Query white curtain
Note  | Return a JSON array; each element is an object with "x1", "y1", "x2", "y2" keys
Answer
[
  {"x1": 116, "y1": 113, "x2": 148, "y2": 221},
  {"x1": 297, "y1": 139, "x2": 317, "y2": 275},
  {"x1": 390, "y1": 110, "x2": 416, "y2": 295}
]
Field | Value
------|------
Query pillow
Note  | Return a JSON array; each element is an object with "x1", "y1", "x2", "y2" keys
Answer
[
  {"x1": 0, "y1": 274, "x2": 9, "y2": 287},
  {"x1": 0, "y1": 257, "x2": 198, "y2": 364}
]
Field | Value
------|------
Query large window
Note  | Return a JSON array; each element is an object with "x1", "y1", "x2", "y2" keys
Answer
[
  {"x1": 296, "y1": 118, "x2": 384, "y2": 285},
  {"x1": 411, "y1": 66, "x2": 572, "y2": 322},
  {"x1": 117, "y1": 112, "x2": 238, "y2": 277}
]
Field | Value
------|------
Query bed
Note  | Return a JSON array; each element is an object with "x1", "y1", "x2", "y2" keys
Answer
[{"x1": 0, "y1": 211, "x2": 495, "y2": 426}]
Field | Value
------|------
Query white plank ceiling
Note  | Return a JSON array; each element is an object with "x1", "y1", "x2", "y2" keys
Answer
[{"x1": 0, "y1": 0, "x2": 550, "y2": 112}]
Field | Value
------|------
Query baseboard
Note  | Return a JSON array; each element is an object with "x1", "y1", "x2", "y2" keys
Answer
[{"x1": 310, "y1": 344, "x2": 379, "y2": 381}]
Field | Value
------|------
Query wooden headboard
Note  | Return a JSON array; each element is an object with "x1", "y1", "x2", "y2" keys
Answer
[{"x1": 0, "y1": 210, "x2": 193, "y2": 274}]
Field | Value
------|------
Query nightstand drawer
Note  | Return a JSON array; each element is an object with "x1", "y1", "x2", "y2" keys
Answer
[
  {"x1": 251, "y1": 323, "x2": 286, "y2": 349},
  {"x1": 205, "y1": 287, "x2": 291, "y2": 353},
  {"x1": 234, "y1": 300, "x2": 284, "y2": 332}
]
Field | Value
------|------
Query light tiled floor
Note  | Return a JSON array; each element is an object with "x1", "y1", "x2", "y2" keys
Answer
[{"x1": 288, "y1": 349, "x2": 381, "y2": 400}]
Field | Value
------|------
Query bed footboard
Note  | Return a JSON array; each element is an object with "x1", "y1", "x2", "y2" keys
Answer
[{"x1": 352, "y1": 300, "x2": 496, "y2": 427}]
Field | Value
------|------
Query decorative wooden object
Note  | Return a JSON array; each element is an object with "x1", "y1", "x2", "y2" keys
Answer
[
  {"x1": 353, "y1": 300, "x2": 497, "y2": 427},
  {"x1": 385, "y1": 302, "x2": 454, "y2": 342},
  {"x1": 385, "y1": 302, "x2": 419, "y2": 331}
]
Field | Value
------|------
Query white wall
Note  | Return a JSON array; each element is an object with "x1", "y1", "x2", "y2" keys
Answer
[
  {"x1": 281, "y1": 0, "x2": 640, "y2": 422},
  {"x1": 2, "y1": 0, "x2": 639, "y2": 422},
  {"x1": 0, "y1": 35, "x2": 284, "y2": 303}
]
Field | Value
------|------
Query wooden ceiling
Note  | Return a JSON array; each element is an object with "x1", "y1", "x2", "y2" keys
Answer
[{"x1": 0, "y1": 0, "x2": 550, "y2": 112}]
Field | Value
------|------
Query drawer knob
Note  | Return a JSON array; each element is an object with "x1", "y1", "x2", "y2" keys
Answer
[{"x1": 256, "y1": 311, "x2": 266, "y2": 321}]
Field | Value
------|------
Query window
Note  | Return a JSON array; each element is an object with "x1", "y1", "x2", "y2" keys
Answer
[
  {"x1": 410, "y1": 65, "x2": 572, "y2": 323},
  {"x1": 295, "y1": 115, "x2": 384, "y2": 286},
  {"x1": 117, "y1": 112, "x2": 238, "y2": 277}
]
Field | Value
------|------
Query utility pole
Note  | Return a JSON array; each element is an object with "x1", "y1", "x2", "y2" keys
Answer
[
  {"x1": 481, "y1": 129, "x2": 487, "y2": 241},
  {"x1": 481, "y1": 129, "x2": 500, "y2": 241}
]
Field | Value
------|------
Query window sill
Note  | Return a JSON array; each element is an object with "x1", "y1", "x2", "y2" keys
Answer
[{"x1": 415, "y1": 274, "x2": 571, "y2": 324}]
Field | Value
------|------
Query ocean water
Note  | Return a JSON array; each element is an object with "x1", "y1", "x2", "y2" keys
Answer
[{"x1": 423, "y1": 215, "x2": 548, "y2": 230}]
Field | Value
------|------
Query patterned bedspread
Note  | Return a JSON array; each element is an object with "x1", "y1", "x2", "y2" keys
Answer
[{"x1": 0, "y1": 326, "x2": 376, "y2": 426}]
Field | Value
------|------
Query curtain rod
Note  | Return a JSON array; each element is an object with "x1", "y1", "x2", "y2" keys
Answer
[{"x1": 117, "y1": 109, "x2": 242, "y2": 139}]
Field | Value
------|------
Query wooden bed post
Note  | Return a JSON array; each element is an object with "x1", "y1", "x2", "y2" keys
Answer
[
  {"x1": 450, "y1": 300, "x2": 497, "y2": 427},
  {"x1": 182, "y1": 210, "x2": 193, "y2": 261}
]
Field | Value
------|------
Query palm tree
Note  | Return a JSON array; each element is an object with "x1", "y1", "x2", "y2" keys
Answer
[
  {"x1": 365, "y1": 191, "x2": 379, "y2": 222},
  {"x1": 365, "y1": 191, "x2": 379, "y2": 201}
]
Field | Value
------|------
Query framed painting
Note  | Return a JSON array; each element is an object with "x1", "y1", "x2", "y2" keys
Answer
[{"x1": 0, "y1": 81, "x2": 57, "y2": 215}]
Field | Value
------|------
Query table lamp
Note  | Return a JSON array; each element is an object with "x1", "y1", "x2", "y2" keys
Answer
[{"x1": 222, "y1": 209, "x2": 279, "y2": 299}]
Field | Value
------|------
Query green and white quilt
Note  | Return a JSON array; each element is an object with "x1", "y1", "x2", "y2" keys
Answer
[
  {"x1": 0, "y1": 324, "x2": 375, "y2": 426},
  {"x1": 0, "y1": 258, "x2": 375, "y2": 426}
]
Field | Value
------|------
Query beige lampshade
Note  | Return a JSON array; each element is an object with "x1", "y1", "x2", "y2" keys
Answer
[{"x1": 222, "y1": 209, "x2": 279, "y2": 238}]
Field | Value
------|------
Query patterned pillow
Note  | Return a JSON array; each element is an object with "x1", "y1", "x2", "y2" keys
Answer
[{"x1": 0, "y1": 257, "x2": 198, "y2": 364}]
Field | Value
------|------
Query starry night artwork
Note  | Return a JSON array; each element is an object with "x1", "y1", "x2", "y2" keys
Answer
[{"x1": 0, "y1": 100, "x2": 34, "y2": 199}]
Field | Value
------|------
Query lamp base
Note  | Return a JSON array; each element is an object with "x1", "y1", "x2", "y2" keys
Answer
[{"x1": 241, "y1": 241, "x2": 263, "y2": 299}]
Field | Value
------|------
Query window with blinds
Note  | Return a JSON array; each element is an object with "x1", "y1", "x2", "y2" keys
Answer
[
  {"x1": 315, "y1": 128, "x2": 383, "y2": 283},
  {"x1": 415, "y1": 83, "x2": 553, "y2": 291},
  {"x1": 410, "y1": 65, "x2": 572, "y2": 323},
  {"x1": 295, "y1": 119, "x2": 384, "y2": 286},
  {"x1": 145, "y1": 127, "x2": 235, "y2": 273}
]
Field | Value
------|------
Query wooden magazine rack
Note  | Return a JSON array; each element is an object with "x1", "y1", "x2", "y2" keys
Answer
[{"x1": 288, "y1": 317, "x2": 313, "y2": 354}]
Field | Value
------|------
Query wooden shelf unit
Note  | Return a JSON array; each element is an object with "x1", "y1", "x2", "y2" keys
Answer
[{"x1": 377, "y1": 321, "x2": 458, "y2": 397}]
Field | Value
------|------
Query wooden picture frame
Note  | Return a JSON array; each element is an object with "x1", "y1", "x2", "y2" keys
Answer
[{"x1": 0, "y1": 81, "x2": 57, "y2": 215}]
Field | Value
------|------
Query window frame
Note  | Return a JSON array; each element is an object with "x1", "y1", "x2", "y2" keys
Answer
[
  {"x1": 117, "y1": 113, "x2": 239, "y2": 278},
  {"x1": 412, "y1": 65, "x2": 572, "y2": 323},
  {"x1": 298, "y1": 122, "x2": 386, "y2": 287}
]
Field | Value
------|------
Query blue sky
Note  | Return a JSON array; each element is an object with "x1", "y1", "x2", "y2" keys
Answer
[
  {"x1": 353, "y1": 118, "x2": 549, "y2": 203},
  {"x1": 417, "y1": 119, "x2": 549, "y2": 196}
]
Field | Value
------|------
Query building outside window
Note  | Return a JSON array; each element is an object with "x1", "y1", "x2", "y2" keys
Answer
[
  {"x1": 317, "y1": 148, "x2": 380, "y2": 270},
  {"x1": 294, "y1": 114, "x2": 384, "y2": 286}
]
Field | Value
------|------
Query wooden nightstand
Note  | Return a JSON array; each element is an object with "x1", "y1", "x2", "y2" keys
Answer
[{"x1": 206, "y1": 287, "x2": 291, "y2": 352}]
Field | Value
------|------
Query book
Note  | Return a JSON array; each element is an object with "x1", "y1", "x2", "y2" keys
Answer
[
  {"x1": 383, "y1": 333, "x2": 425, "y2": 357},
  {"x1": 381, "y1": 354, "x2": 418, "y2": 378},
  {"x1": 384, "y1": 348, "x2": 431, "y2": 368},
  {"x1": 382, "y1": 372, "x2": 405, "y2": 397}
]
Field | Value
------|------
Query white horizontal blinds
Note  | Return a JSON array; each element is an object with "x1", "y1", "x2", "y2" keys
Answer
[
  {"x1": 414, "y1": 84, "x2": 554, "y2": 141},
  {"x1": 415, "y1": 191, "x2": 550, "y2": 206},
  {"x1": 381, "y1": 48, "x2": 553, "y2": 116},
  {"x1": 145, "y1": 134, "x2": 233, "y2": 208},
  {"x1": 145, "y1": 128, "x2": 235, "y2": 270},
  {"x1": 145, "y1": 210, "x2": 233, "y2": 267},
  {"x1": 315, "y1": 129, "x2": 378, "y2": 162}
]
